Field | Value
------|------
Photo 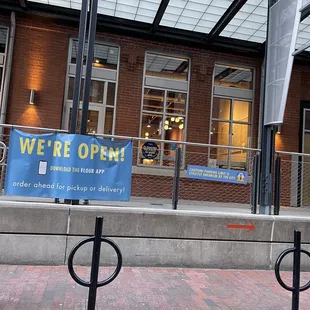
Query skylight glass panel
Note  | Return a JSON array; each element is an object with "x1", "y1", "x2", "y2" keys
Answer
[
  {"x1": 160, "y1": 0, "x2": 234, "y2": 33},
  {"x1": 29, "y1": 0, "x2": 161, "y2": 23},
  {"x1": 221, "y1": 0, "x2": 268, "y2": 43}
]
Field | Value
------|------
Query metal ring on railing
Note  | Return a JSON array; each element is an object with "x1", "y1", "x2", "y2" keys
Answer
[
  {"x1": 0, "y1": 141, "x2": 7, "y2": 165},
  {"x1": 275, "y1": 247, "x2": 310, "y2": 292},
  {"x1": 68, "y1": 236, "x2": 122, "y2": 288}
]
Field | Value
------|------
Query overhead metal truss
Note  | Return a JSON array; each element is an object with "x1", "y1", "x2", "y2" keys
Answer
[{"x1": 0, "y1": 0, "x2": 310, "y2": 62}]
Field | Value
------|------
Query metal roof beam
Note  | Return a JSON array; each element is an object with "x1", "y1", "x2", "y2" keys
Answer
[
  {"x1": 151, "y1": 0, "x2": 170, "y2": 32},
  {"x1": 208, "y1": 0, "x2": 247, "y2": 42}
]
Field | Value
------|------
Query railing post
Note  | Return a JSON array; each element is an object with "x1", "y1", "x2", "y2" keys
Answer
[
  {"x1": 274, "y1": 154, "x2": 281, "y2": 215},
  {"x1": 88, "y1": 217, "x2": 103, "y2": 310},
  {"x1": 292, "y1": 230, "x2": 301, "y2": 310},
  {"x1": 172, "y1": 147, "x2": 181, "y2": 210},
  {"x1": 251, "y1": 152, "x2": 260, "y2": 214}
]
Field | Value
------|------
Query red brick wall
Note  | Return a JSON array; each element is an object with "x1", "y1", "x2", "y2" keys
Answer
[{"x1": 6, "y1": 17, "x2": 69, "y2": 129}]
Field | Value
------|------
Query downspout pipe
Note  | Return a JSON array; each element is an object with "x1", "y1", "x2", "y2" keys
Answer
[{"x1": 0, "y1": 12, "x2": 16, "y2": 136}]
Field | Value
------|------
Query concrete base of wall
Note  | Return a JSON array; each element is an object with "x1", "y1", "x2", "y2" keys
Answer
[{"x1": 0, "y1": 201, "x2": 309, "y2": 270}]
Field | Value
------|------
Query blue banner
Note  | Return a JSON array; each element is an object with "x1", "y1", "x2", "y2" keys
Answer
[
  {"x1": 187, "y1": 165, "x2": 248, "y2": 184},
  {"x1": 5, "y1": 130, "x2": 133, "y2": 200}
]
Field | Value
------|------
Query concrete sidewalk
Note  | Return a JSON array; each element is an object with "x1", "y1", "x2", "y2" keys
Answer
[
  {"x1": 0, "y1": 265, "x2": 309, "y2": 310},
  {"x1": 1, "y1": 195, "x2": 310, "y2": 217}
]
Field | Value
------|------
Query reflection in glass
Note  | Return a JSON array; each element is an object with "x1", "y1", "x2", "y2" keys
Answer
[
  {"x1": 214, "y1": 64, "x2": 253, "y2": 90},
  {"x1": 140, "y1": 113, "x2": 162, "y2": 165},
  {"x1": 210, "y1": 120, "x2": 230, "y2": 165},
  {"x1": 231, "y1": 123, "x2": 250, "y2": 169},
  {"x1": 71, "y1": 40, "x2": 119, "y2": 70},
  {"x1": 143, "y1": 88, "x2": 164, "y2": 112},
  {"x1": 212, "y1": 97, "x2": 231, "y2": 120},
  {"x1": 68, "y1": 109, "x2": 98, "y2": 134},
  {"x1": 233, "y1": 100, "x2": 251, "y2": 123},
  {"x1": 107, "y1": 83, "x2": 116, "y2": 106},
  {"x1": 67, "y1": 78, "x2": 104, "y2": 103},
  {"x1": 104, "y1": 108, "x2": 113, "y2": 134},
  {"x1": 145, "y1": 53, "x2": 189, "y2": 81},
  {"x1": 166, "y1": 92, "x2": 186, "y2": 115},
  {"x1": 90, "y1": 80, "x2": 104, "y2": 103}
]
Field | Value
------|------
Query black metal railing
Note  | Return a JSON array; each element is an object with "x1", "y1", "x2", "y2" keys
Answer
[
  {"x1": 68, "y1": 216, "x2": 122, "y2": 310},
  {"x1": 275, "y1": 230, "x2": 310, "y2": 310}
]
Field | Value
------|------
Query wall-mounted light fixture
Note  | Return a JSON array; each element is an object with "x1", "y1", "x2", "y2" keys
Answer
[
  {"x1": 29, "y1": 89, "x2": 36, "y2": 105},
  {"x1": 276, "y1": 125, "x2": 281, "y2": 135}
]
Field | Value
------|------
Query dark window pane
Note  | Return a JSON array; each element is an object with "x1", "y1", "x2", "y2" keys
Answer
[
  {"x1": 214, "y1": 65, "x2": 253, "y2": 90},
  {"x1": 107, "y1": 83, "x2": 116, "y2": 106},
  {"x1": 305, "y1": 110, "x2": 310, "y2": 131},
  {"x1": 212, "y1": 97, "x2": 231, "y2": 120},
  {"x1": 68, "y1": 78, "x2": 104, "y2": 103},
  {"x1": 0, "y1": 28, "x2": 7, "y2": 54},
  {"x1": 68, "y1": 109, "x2": 98, "y2": 134},
  {"x1": 104, "y1": 108, "x2": 113, "y2": 135},
  {"x1": 145, "y1": 53, "x2": 189, "y2": 81},
  {"x1": 166, "y1": 92, "x2": 186, "y2": 115},
  {"x1": 143, "y1": 88, "x2": 164, "y2": 112}
]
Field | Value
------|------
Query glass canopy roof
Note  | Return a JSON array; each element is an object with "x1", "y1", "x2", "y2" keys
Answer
[{"x1": 28, "y1": 0, "x2": 310, "y2": 51}]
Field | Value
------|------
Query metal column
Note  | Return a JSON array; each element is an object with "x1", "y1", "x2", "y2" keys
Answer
[{"x1": 80, "y1": 0, "x2": 99, "y2": 135}]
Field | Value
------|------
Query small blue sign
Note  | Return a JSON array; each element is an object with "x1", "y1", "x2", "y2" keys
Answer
[
  {"x1": 5, "y1": 130, "x2": 133, "y2": 200},
  {"x1": 187, "y1": 165, "x2": 248, "y2": 184}
]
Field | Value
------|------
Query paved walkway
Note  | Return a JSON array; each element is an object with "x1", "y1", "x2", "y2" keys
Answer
[{"x1": 0, "y1": 266, "x2": 309, "y2": 310}]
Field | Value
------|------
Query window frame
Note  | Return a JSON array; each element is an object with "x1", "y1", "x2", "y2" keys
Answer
[
  {"x1": 209, "y1": 62, "x2": 256, "y2": 170},
  {"x1": 138, "y1": 51, "x2": 191, "y2": 168},
  {"x1": 62, "y1": 38, "x2": 120, "y2": 135},
  {"x1": 0, "y1": 26, "x2": 9, "y2": 106}
]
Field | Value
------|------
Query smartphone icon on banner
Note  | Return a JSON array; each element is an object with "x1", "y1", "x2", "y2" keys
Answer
[{"x1": 38, "y1": 161, "x2": 48, "y2": 175}]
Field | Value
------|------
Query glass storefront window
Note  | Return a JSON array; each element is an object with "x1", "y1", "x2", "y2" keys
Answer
[
  {"x1": 211, "y1": 97, "x2": 252, "y2": 170},
  {"x1": 214, "y1": 64, "x2": 253, "y2": 90},
  {"x1": 140, "y1": 89, "x2": 187, "y2": 167},
  {"x1": 140, "y1": 52, "x2": 190, "y2": 167}
]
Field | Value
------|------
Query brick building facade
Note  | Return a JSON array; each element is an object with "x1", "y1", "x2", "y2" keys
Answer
[{"x1": 1, "y1": 7, "x2": 310, "y2": 207}]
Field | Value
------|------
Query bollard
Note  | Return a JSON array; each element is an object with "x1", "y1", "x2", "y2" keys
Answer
[
  {"x1": 275, "y1": 230, "x2": 310, "y2": 310},
  {"x1": 68, "y1": 216, "x2": 122, "y2": 310}
]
